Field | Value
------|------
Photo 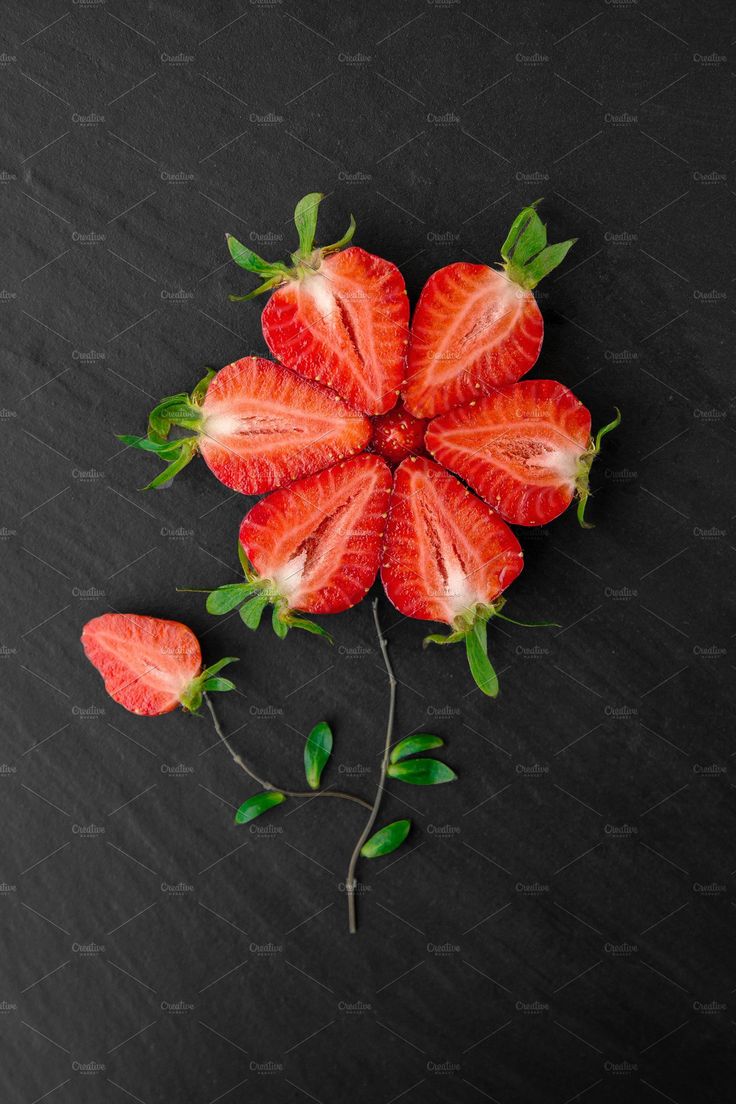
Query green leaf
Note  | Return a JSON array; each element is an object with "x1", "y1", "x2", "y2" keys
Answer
[
  {"x1": 240, "y1": 595, "x2": 270, "y2": 630},
  {"x1": 271, "y1": 607, "x2": 289, "y2": 639},
  {"x1": 228, "y1": 275, "x2": 285, "y2": 302},
  {"x1": 206, "y1": 584, "x2": 255, "y2": 615},
  {"x1": 500, "y1": 202, "x2": 546, "y2": 267},
  {"x1": 238, "y1": 542, "x2": 256, "y2": 581},
  {"x1": 360, "y1": 819, "x2": 411, "y2": 859},
  {"x1": 203, "y1": 677, "x2": 236, "y2": 692},
  {"x1": 521, "y1": 239, "x2": 576, "y2": 287},
  {"x1": 304, "y1": 721, "x2": 333, "y2": 790},
  {"x1": 423, "y1": 629, "x2": 466, "y2": 648},
  {"x1": 234, "y1": 791, "x2": 285, "y2": 825},
  {"x1": 322, "y1": 213, "x2": 356, "y2": 255},
  {"x1": 465, "y1": 624, "x2": 499, "y2": 697},
  {"x1": 286, "y1": 616, "x2": 334, "y2": 644},
  {"x1": 387, "y1": 758, "x2": 457, "y2": 785},
  {"x1": 226, "y1": 234, "x2": 287, "y2": 276},
  {"x1": 143, "y1": 442, "x2": 198, "y2": 490},
  {"x1": 200, "y1": 656, "x2": 238, "y2": 679},
  {"x1": 390, "y1": 734, "x2": 444, "y2": 764},
  {"x1": 190, "y1": 368, "x2": 216, "y2": 405},
  {"x1": 294, "y1": 192, "x2": 323, "y2": 256}
]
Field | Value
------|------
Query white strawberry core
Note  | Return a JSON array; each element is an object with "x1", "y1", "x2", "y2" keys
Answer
[{"x1": 303, "y1": 272, "x2": 336, "y2": 317}]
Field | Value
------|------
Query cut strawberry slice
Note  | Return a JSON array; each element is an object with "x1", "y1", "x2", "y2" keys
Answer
[
  {"x1": 197, "y1": 455, "x2": 393, "y2": 641},
  {"x1": 380, "y1": 457, "x2": 525, "y2": 696},
  {"x1": 81, "y1": 613, "x2": 237, "y2": 716},
  {"x1": 119, "y1": 357, "x2": 370, "y2": 494},
  {"x1": 404, "y1": 202, "x2": 576, "y2": 417},
  {"x1": 226, "y1": 194, "x2": 409, "y2": 414},
  {"x1": 426, "y1": 380, "x2": 621, "y2": 527}
]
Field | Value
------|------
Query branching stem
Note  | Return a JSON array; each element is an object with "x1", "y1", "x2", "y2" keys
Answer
[
  {"x1": 345, "y1": 598, "x2": 397, "y2": 934},
  {"x1": 204, "y1": 694, "x2": 371, "y2": 810}
]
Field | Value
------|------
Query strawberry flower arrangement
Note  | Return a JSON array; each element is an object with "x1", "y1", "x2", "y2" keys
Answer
[{"x1": 84, "y1": 194, "x2": 620, "y2": 932}]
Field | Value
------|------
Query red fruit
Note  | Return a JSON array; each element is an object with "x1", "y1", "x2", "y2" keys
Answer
[
  {"x1": 403, "y1": 203, "x2": 576, "y2": 417},
  {"x1": 381, "y1": 458, "x2": 524, "y2": 697},
  {"x1": 381, "y1": 457, "x2": 523, "y2": 626},
  {"x1": 370, "y1": 400, "x2": 427, "y2": 465},
  {"x1": 426, "y1": 380, "x2": 621, "y2": 527},
  {"x1": 120, "y1": 357, "x2": 370, "y2": 494},
  {"x1": 81, "y1": 614, "x2": 237, "y2": 716},
  {"x1": 227, "y1": 194, "x2": 409, "y2": 414},
  {"x1": 237, "y1": 453, "x2": 393, "y2": 627}
]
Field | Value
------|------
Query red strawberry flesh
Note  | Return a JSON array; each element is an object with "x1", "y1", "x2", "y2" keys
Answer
[
  {"x1": 199, "y1": 356, "x2": 370, "y2": 494},
  {"x1": 239, "y1": 453, "x2": 393, "y2": 614},
  {"x1": 369, "y1": 400, "x2": 427, "y2": 465},
  {"x1": 426, "y1": 379, "x2": 592, "y2": 526},
  {"x1": 380, "y1": 457, "x2": 523, "y2": 626},
  {"x1": 81, "y1": 613, "x2": 202, "y2": 716},
  {"x1": 261, "y1": 247, "x2": 409, "y2": 415}
]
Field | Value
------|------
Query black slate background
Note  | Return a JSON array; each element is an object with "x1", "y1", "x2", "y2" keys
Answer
[{"x1": 2, "y1": 2, "x2": 734, "y2": 1102}]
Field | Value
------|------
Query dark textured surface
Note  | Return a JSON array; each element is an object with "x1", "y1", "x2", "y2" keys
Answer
[{"x1": 2, "y1": 2, "x2": 734, "y2": 1102}]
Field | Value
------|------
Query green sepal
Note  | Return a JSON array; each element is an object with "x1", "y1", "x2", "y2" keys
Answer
[
  {"x1": 141, "y1": 440, "x2": 199, "y2": 490},
  {"x1": 229, "y1": 274, "x2": 290, "y2": 302},
  {"x1": 423, "y1": 629, "x2": 466, "y2": 648},
  {"x1": 321, "y1": 212, "x2": 356, "y2": 256},
  {"x1": 226, "y1": 233, "x2": 290, "y2": 277},
  {"x1": 271, "y1": 606, "x2": 289, "y2": 639},
  {"x1": 240, "y1": 595, "x2": 270, "y2": 630},
  {"x1": 501, "y1": 200, "x2": 576, "y2": 290},
  {"x1": 179, "y1": 656, "x2": 238, "y2": 713},
  {"x1": 465, "y1": 620, "x2": 499, "y2": 698},
  {"x1": 360, "y1": 819, "x2": 411, "y2": 859},
  {"x1": 293, "y1": 192, "x2": 324, "y2": 257},
  {"x1": 234, "y1": 791, "x2": 285, "y2": 825},
  {"x1": 206, "y1": 583, "x2": 261, "y2": 615},
  {"x1": 304, "y1": 720, "x2": 333, "y2": 790},
  {"x1": 284, "y1": 616, "x2": 333, "y2": 644},
  {"x1": 493, "y1": 612, "x2": 560, "y2": 629},
  {"x1": 238, "y1": 542, "x2": 257, "y2": 582},
  {"x1": 390, "y1": 734, "x2": 444, "y2": 764},
  {"x1": 576, "y1": 407, "x2": 622, "y2": 529}
]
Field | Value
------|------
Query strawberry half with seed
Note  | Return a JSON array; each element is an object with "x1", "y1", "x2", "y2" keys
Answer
[
  {"x1": 404, "y1": 201, "x2": 576, "y2": 418},
  {"x1": 426, "y1": 380, "x2": 621, "y2": 527},
  {"x1": 226, "y1": 193, "x2": 409, "y2": 414},
  {"x1": 200, "y1": 454, "x2": 393, "y2": 641},
  {"x1": 119, "y1": 357, "x2": 370, "y2": 494},
  {"x1": 81, "y1": 613, "x2": 237, "y2": 716},
  {"x1": 381, "y1": 457, "x2": 525, "y2": 696}
]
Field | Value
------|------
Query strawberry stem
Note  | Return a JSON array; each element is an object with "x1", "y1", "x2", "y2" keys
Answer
[
  {"x1": 501, "y1": 200, "x2": 576, "y2": 290},
  {"x1": 576, "y1": 407, "x2": 622, "y2": 529},
  {"x1": 346, "y1": 598, "x2": 397, "y2": 933},
  {"x1": 203, "y1": 694, "x2": 371, "y2": 810}
]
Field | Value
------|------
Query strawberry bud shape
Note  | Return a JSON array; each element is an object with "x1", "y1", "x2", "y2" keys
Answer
[
  {"x1": 118, "y1": 357, "x2": 371, "y2": 494},
  {"x1": 404, "y1": 200, "x2": 576, "y2": 418},
  {"x1": 81, "y1": 613, "x2": 237, "y2": 716},
  {"x1": 226, "y1": 193, "x2": 409, "y2": 414}
]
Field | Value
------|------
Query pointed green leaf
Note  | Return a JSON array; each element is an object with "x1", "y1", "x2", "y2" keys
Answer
[
  {"x1": 143, "y1": 443, "x2": 198, "y2": 490},
  {"x1": 465, "y1": 625, "x2": 499, "y2": 697},
  {"x1": 322, "y1": 213, "x2": 356, "y2": 255},
  {"x1": 423, "y1": 629, "x2": 466, "y2": 648},
  {"x1": 294, "y1": 192, "x2": 323, "y2": 256},
  {"x1": 304, "y1": 720, "x2": 333, "y2": 790},
  {"x1": 520, "y1": 239, "x2": 576, "y2": 288},
  {"x1": 387, "y1": 758, "x2": 457, "y2": 785},
  {"x1": 206, "y1": 584, "x2": 254, "y2": 615},
  {"x1": 240, "y1": 595, "x2": 270, "y2": 630},
  {"x1": 203, "y1": 676, "x2": 236, "y2": 692},
  {"x1": 190, "y1": 368, "x2": 216, "y2": 405},
  {"x1": 360, "y1": 819, "x2": 411, "y2": 859},
  {"x1": 200, "y1": 656, "x2": 238, "y2": 680},
  {"x1": 500, "y1": 202, "x2": 546, "y2": 266},
  {"x1": 238, "y1": 541, "x2": 256, "y2": 581},
  {"x1": 287, "y1": 617, "x2": 334, "y2": 644},
  {"x1": 226, "y1": 234, "x2": 287, "y2": 276},
  {"x1": 234, "y1": 791, "x2": 285, "y2": 825},
  {"x1": 390, "y1": 734, "x2": 444, "y2": 764}
]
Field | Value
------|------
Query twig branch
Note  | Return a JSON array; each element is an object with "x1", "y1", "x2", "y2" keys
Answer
[
  {"x1": 345, "y1": 598, "x2": 397, "y2": 933},
  {"x1": 204, "y1": 694, "x2": 372, "y2": 810}
]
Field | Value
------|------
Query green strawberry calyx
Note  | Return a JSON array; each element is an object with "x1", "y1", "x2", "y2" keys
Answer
[
  {"x1": 178, "y1": 541, "x2": 333, "y2": 645},
  {"x1": 423, "y1": 597, "x2": 558, "y2": 698},
  {"x1": 500, "y1": 199, "x2": 577, "y2": 290},
  {"x1": 575, "y1": 408, "x2": 622, "y2": 529},
  {"x1": 116, "y1": 369, "x2": 215, "y2": 490},
  {"x1": 179, "y1": 656, "x2": 238, "y2": 714},
  {"x1": 226, "y1": 192, "x2": 356, "y2": 302}
]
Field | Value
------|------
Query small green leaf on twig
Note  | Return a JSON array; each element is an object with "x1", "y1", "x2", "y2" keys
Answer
[
  {"x1": 360, "y1": 819, "x2": 411, "y2": 859},
  {"x1": 387, "y1": 759, "x2": 457, "y2": 785},
  {"x1": 304, "y1": 721, "x2": 333, "y2": 790},
  {"x1": 390, "y1": 734, "x2": 444, "y2": 764},
  {"x1": 234, "y1": 792, "x2": 285, "y2": 825}
]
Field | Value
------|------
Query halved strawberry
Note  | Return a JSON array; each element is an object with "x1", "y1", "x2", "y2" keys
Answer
[
  {"x1": 226, "y1": 193, "x2": 409, "y2": 414},
  {"x1": 380, "y1": 457, "x2": 524, "y2": 696},
  {"x1": 198, "y1": 454, "x2": 393, "y2": 641},
  {"x1": 426, "y1": 380, "x2": 621, "y2": 527},
  {"x1": 403, "y1": 202, "x2": 576, "y2": 417},
  {"x1": 81, "y1": 613, "x2": 237, "y2": 716},
  {"x1": 119, "y1": 357, "x2": 370, "y2": 494}
]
